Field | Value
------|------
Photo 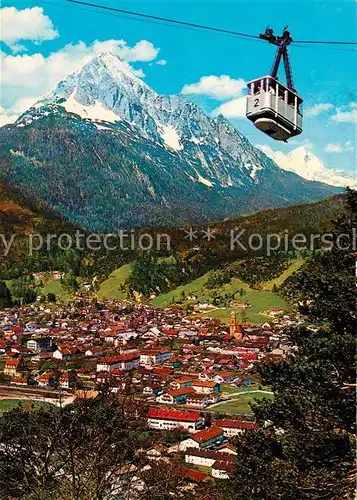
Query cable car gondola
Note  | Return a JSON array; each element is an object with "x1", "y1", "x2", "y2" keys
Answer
[{"x1": 246, "y1": 27, "x2": 303, "y2": 142}]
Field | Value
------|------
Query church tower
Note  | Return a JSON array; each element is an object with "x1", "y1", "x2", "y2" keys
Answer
[
  {"x1": 230, "y1": 311, "x2": 237, "y2": 336},
  {"x1": 230, "y1": 311, "x2": 244, "y2": 340}
]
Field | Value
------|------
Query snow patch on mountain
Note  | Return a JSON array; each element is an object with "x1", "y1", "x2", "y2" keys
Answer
[
  {"x1": 249, "y1": 164, "x2": 263, "y2": 180},
  {"x1": 63, "y1": 94, "x2": 120, "y2": 123},
  {"x1": 258, "y1": 145, "x2": 357, "y2": 189},
  {"x1": 197, "y1": 174, "x2": 213, "y2": 187},
  {"x1": 158, "y1": 124, "x2": 183, "y2": 151}
]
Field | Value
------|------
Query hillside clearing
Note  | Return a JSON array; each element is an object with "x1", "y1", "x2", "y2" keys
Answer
[
  {"x1": 41, "y1": 279, "x2": 68, "y2": 299},
  {"x1": 152, "y1": 270, "x2": 291, "y2": 324},
  {"x1": 262, "y1": 258, "x2": 305, "y2": 290},
  {"x1": 209, "y1": 391, "x2": 274, "y2": 414},
  {"x1": 97, "y1": 263, "x2": 132, "y2": 300},
  {"x1": 0, "y1": 399, "x2": 50, "y2": 413}
]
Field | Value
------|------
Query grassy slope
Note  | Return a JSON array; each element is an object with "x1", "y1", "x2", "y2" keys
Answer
[
  {"x1": 0, "y1": 399, "x2": 51, "y2": 413},
  {"x1": 152, "y1": 273, "x2": 211, "y2": 306},
  {"x1": 97, "y1": 258, "x2": 175, "y2": 301},
  {"x1": 41, "y1": 279, "x2": 68, "y2": 299},
  {"x1": 152, "y1": 269, "x2": 291, "y2": 324},
  {"x1": 210, "y1": 391, "x2": 274, "y2": 414},
  {"x1": 262, "y1": 258, "x2": 305, "y2": 291},
  {"x1": 97, "y1": 263, "x2": 132, "y2": 300}
]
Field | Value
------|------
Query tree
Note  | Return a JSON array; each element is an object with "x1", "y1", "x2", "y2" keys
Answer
[
  {"x1": 227, "y1": 189, "x2": 357, "y2": 499},
  {"x1": 61, "y1": 271, "x2": 78, "y2": 293},
  {"x1": 0, "y1": 391, "x2": 193, "y2": 500},
  {"x1": 47, "y1": 293, "x2": 57, "y2": 303},
  {"x1": 0, "y1": 281, "x2": 12, "y2": 308},
  {"x1": 0, "y1": 392, "x2": 200, "y2": 500}
]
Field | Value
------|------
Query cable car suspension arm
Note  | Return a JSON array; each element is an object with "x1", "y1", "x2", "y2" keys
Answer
[{"x1": 259, "y1": 27, "x2": 296, "y2": 92}]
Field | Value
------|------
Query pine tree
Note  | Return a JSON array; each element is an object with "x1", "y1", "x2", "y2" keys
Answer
[{"x1": 226, "y1": 189, "x2": 357, "y2": 500}]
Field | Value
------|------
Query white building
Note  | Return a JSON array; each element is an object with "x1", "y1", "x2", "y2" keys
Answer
[
  {"x1": 96, "y1": 351, "x2": 140, "y2": 372},
  {"x1": 184, "y1": 448, "x2": 236, "y2": 468},
  {"x1": 214, "y1": 419, "x2": 257, "y2": 437},
  {"x1": 140, "y1": 350, "x2": 172, "y2": 366},
  {"x1": 147, "y1": 408, "x2": 204, "y2": 433}
]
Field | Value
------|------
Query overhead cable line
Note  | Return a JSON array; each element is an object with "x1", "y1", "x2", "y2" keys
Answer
[
  {"x1": 64, "y1": 0, "x2": 264, "y2": 40},
  {"x1": 66, "y1": 0, "x2": 357, "y2": 46}
]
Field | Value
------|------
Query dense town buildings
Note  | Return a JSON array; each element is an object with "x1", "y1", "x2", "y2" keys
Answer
[{"x1": 0, "y1": 298, "x2": 301, "y2": 483}]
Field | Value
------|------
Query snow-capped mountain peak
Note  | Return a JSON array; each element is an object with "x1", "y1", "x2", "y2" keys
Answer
[
  {"x1": 2, "y1": 51, "x2": 341, "y2": 231},
  {"x1": 20, "y1": 51, "x2": 271, "y2": 181},
  {"x1": 258, "y1": 145, "x2": 357, "y2": 189}
]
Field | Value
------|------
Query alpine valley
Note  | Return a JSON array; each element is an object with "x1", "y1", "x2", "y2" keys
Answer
[{"x1": 0, "y1": 52, "x2": 341, "y2": 231}]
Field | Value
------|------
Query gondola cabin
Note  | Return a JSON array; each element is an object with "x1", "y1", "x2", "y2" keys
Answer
[{"x1": 246, "y1": 76, "x2": 303, "y2": 142}]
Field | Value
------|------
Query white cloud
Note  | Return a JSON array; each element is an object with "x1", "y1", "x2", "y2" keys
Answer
[
  {"x1": 11, "y1": 96, "x2": 42, "y2": 113},
  {"x1": 325, "y1": 141, "x2": 354, "y2": 153},
  {"x1": 1, "y1": 38, "x2": 162, "y2": 113},
  {"x1": 118, "y1": 39, "x2": 159, "y2": 62},
  {"x1": 211, "y1": 96, "x2": 247, "y2": 118},
  {"x1": 132, "y1": 68, "x2": 146, "y2": 78},
  {"x1": 330, "y1": 102, "x2": 357, "y2": 123},
  {"x1": 181, "y1": 75, "x2": 246, "y2": 100},
  {"x1": 304, "y1": 101, "x2": 356, "y2": 124},
  {"x1": 0, "y1": 105, "x2": 19, "y2": 127},
  {"x1": 288, "y1": 138, "x2": 314, "y2": 149},
  {"x1": 155, "y1": 59, "x2": 167, "y2": 66},
  {"x1": 0, "y1": 7, "x2": 59, "y2": 51},
  {"x1": 304, "y1": 103, "x2": 334, "y2": 118},
  {"x1": 324, "y1": 143, "x2": 343, "y2": 153},
  {"x1": 92, "y1": 39, "x2": 159, "y2": 62}
]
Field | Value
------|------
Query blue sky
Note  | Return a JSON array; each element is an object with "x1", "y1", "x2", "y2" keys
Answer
[{"x1": 1, "y1": 0, "x2": 356, "y2": 175}]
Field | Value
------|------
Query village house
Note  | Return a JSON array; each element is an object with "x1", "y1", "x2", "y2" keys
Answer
[
  {"x1": 170, "y1": 376, "x2": 195, "y2": 390},
  {"x1": 214, "y1": 419, "x2": 257, "y2": 437},
  {"x1": 59, "y1": 371, "x2": 76, "y2": 390},
  {"x1": 139, "y1": 349, "x2": 173, "y2": 366},
  {"x1": 156, "y1": 387, "x2": 196, "y2": 405},
  {"x1": 147, "y1": 408, "x2": 204, "y2": 433},
  {"x1": 216, "y1": 443, "x2": 238, "y2": 455},
  {"x1": 4, "y1": 358, "x2": 20, "y2": 378},
  {"x1": 192, "y1": 380, "x2": 221, "y2": 394},
  {"x1": 85, "y1": 347, "x2": 104, "y2": 357},
  {"x1": 186, "y1": 393, "x2": 213, "y2": 409},
  {"x1": 53, "y1": 346, "x2": 83, "y2": 361},
  {"x1": 96, "y1": 351, "x2": 140, "y2": 372},
  {"x1": 184, "y1": 448, "x2": 236, "y2": 468},
  {"x1": 211, "y1": 460, "x2": 234, "y2": 479},
  {"x1": 179, "y1": 427, "x2": 225, "y2": 451},
  {"x1": 213, "y1": 371, "x2": 236, "y2": 384},
  {"x1": 179, "y1": 466, "x2": 210, "y2": 483},
  {"x1": 265, "y1": 307, "x2": 284, "y2": 317},
  {"x1": 27, "y1": 337, "x2": 53, "y2": 352},
  {"x1": 10, "y1": 376, "x2": 27, "y2": 386},
  {"x1": 142, "y1": 384, "x2": 163, "y2": 396},
  {"x1": 37, "y1": 372, "x2": 55, "y2": 388}
]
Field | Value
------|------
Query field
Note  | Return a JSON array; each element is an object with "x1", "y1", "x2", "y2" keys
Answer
[
  {"x1": 97, "y1": 263, "x2": 132, "y2": 300},
  {"x1": 210, "y1": 391, "x2": 274, "y2": 415},
  {"x1": 41, "y1": 279, "x2": 68, "y2": 298},
  {"x1": 262, "y1": 259, "x2": 305, "y2": 291},
  {"x1": 221, "y1": 384, "x2": 270, "y2": 394},
  {"x1": 0, "y1": 399, "x2": 50, "y2": 413},
  {"x1": 94, "y1": 258, "x2": 300, "y2": 324},
  {"x1": 152, "y1": 271, "x2": 291, "y2": 324},
  {"x1": 152, "y1": 273, "x2": 210, "y2": 307},
  {"x1": 6, "y1": 278, "x2": 69, "y2": 300}
]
